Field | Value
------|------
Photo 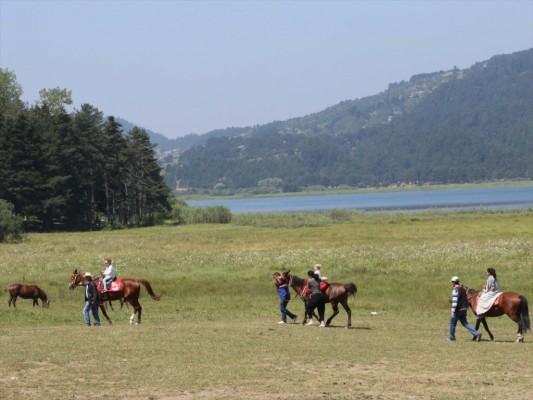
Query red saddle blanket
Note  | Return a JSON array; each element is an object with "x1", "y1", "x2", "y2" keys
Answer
[{"x1": 97, "y1": 279, "x2": 122, "y2": 293}]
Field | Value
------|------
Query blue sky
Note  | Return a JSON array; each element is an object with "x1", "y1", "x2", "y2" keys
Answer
[{"x1": 1, "y1": 0, "x2": 532, "y2": 138}]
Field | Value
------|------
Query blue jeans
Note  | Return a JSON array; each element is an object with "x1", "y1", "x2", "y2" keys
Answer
[
  {"x1": 449, "y1": 310, "x2": 478, "y2": 340},
  {"x1": 279, "y1": 298, "x2": 296, "y2": 322},
  {"x1": 83, "y1": 301, "x2": 101, "y2": 326}
]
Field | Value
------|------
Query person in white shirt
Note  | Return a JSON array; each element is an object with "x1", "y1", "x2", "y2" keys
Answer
[
  {"x1": 313, "y1": 263, "x2": 328, "y2": 281},
  {"x1": 101, "y1": 258, "x2": 115, "y2": 293}
]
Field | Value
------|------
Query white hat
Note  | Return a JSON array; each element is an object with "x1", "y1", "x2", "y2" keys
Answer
[
  {"x1": 450, "y1": 276, "x2": 459, "y2": 283},
  {"x1": 84, "y1": 272, "x2": 93, "y2": 278}
]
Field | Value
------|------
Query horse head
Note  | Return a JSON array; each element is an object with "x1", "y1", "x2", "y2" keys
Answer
[
  {"x1": 39, "y1": 288, "x2": 50, "y2": 308},
  {"x1": 68, "y1": 269, "x2": 84, "y2": 290},
  {"x1": 281, "y1": 270, "x2": 292, "y2": 285}
]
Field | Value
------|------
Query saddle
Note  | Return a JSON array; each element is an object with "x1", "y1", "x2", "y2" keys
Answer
[{"x1": 97, "y1": 278, "x2": 122, "y2": 294}]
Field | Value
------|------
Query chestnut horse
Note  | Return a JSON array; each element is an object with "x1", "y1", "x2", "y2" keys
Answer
[
  {"x1": 466, "y1": 288, "x2": 530, "y2": 343},
  {"x1": 8, "y1": 284, "x2": 50, "y2": 308},
  {"x1": 68, "y1": 269, "x2": 161, "y2": 324},
  {"x1": 282, "y1": 271, "x2": 357, "y2": 327}
]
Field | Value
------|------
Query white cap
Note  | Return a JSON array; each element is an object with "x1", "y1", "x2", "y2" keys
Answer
[
  {"x1": 450, "y1": 276, "x2": 459, "y2": 283},
  {"x1": 84, "y1": 272, "x2": 93, "y2": 278}
]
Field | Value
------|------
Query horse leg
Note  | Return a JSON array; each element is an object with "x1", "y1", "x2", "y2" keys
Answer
[
  {"x1": 326, "y1": 301, "x2": 339, "y2": 327},
  {"x1": 99, "y1": 303, "x2": 113, "y2": 325},
  {"x1": 340, "y1": 298, "x2": 352, "y2": 328},
  {"x1": 33, "y1": 298, "x2": 38, "y2": 307},
  {"x1": 515, "y1": 315, "x2": 524, "y2": 343},
  {"x1": 8, "y1": 294, "x2": 15, "y2": 307},
  {"x1": 129, "y1": 300, "x2": 142, "y2": 324},
  {"x1": 480, "y1": 318, "x2": 494, "y2": 341},
  {"x1": 301, "y1": 301, "x2": 308, "y2": 325}
]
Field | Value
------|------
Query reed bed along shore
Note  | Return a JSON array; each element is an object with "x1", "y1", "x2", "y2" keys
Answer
[{"x1": 1, "y1": 209, "x2": 532, "y2": 399}]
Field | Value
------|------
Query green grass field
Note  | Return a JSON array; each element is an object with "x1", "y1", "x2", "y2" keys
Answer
[{"x1": 1, "y1": 209, "x2": 532, "y2": 399}]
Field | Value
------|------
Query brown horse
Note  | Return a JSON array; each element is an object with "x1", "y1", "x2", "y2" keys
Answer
[
  {"x1": 8, "y1": 284, "x2": 50, "y2": 308},
  {"x1": 466, "y1": 288, "x2": 530, "y2": 343},
  {"x1": 282, "y1": 271, "x2": 357, "y2": 327},
  {"x1": 68, "y1": 269, "x2": 161, "y2": 324}
]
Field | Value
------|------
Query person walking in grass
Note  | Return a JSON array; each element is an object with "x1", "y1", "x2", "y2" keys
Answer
[
  {"x1": 305, "y1": 270, "x2": 326, "y2": 327},
  {"x1": 273, "y1": 272, "x2": 297, "y2": 324},
  {"x1": 82, "y1": 273, "x2": 101, "y2": 327},
  {"x1": 448, "y1": 276, "x2": 481, "y2": 341}
]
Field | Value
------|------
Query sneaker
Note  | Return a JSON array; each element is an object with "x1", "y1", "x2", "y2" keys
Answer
[
  {"x1": 319, "y1": 321, "x2": 326, "y2": 327},
  {"x1": 277, "y1": 321, "x2": 286, "y2": 324},
  {"x1": 447, "y1": 338, "x2": 456, "y2": 341},
  {"x1": 476, "y1": 333, "x2": 482, "y2": 342},
  {"x1": 291, "y1": 316, "x2": 298, "y2": 324},
  {"x1": 305, "y1": 320, "x2": 314, "y2": 326}
]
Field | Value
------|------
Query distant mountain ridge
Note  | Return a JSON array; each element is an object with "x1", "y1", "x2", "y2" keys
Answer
[{"x1": 121, "y1": 49, "x2": 533, "y2": 191}]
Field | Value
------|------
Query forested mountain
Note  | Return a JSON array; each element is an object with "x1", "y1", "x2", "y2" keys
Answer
[
  {"x1": 163, "y1": 49, "x2": 532, "y2": 191},
  {"x1": 0, "y1": 74, "x2": 172, "y2": 231}
]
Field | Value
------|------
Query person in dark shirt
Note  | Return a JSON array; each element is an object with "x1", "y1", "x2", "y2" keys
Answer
[
  {"x1": 305, "y1": 270, "x2": 326, "y2": 327},
  {"x1": 448, "y1": 276, "x2": 481, "y2": 341},
  {"x1": 82, "y1": 273, "x2": 101, "y2": 327}
]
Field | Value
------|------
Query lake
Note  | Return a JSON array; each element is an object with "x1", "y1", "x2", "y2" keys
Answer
[{"x1": 187, "y1": 186, "x2": 533, "y2": 213}]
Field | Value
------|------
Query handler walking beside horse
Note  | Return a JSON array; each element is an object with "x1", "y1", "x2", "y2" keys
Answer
[
  {"x1": 82, "y1": 273, "x2": 101, "y2": 327},
  {"x1": 448, "y1": 276, "x2": 482, "y2": 342},
  {"x1": 305, "y1": 270, "x2": 327, "y2": 327}
]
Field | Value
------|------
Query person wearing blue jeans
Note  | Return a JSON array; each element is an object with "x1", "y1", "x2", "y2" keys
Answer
[
  {"x1": 83, "y1": 273, "x2": 101, "y2": 327},
  {"x1": 449, "y1": 276, "x2": 481, "y2": 341},
  {"x1": 273, "y1": 272, "x2": 297, "y2": 324}
]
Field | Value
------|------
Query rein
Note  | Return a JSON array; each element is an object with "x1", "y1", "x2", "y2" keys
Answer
[
  {"x1": 464, "y1": 286, "x2": 479, "y2": 302},
  {"x1": 287, "y1": 274, "x2": 309, "y2": 301}
]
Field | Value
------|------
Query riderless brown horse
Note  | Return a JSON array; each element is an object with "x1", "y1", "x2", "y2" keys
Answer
[
  {"x1": 8, "y1": 284, "x2": 50, "y2": 308},
  {"x1": 68, "y1": 269, "x2": 161, "y2": 324},
  {"x1": 466, "y1": 287, "x2": 530, "y2": 343},
  {"x1": 281, "y1": 270, "x2": 357, "y2": 327}
]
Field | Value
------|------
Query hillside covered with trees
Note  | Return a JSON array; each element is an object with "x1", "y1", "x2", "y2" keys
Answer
[
  {"x1": 0, "y1": 72, "x2": 172, "y2": 231},
  {"x1": 164, "y1": 49, "x2": 532, "y2": 192}
]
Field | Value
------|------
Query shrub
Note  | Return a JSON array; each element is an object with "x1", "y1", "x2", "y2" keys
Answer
[
  {"x1": 0, "y1": 200, "x2": 24, "y2": 242},
  {"x1": 188, "y1": 206, "x2": 232, "y2": 224}
]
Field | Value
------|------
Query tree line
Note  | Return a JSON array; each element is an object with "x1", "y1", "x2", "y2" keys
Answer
[{"x1": 0, "y1": 69, "x2": 172, "y2": 232}]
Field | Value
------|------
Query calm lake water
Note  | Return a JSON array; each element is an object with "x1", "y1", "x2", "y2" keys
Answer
[{"x1": 187, "y1": 186, "x2": 533, "y2": 213}]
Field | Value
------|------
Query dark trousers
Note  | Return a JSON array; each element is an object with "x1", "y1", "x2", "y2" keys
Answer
[
  {"x1": 306, "y1": 293, "x2": 326, "y2": 321},
  {"x1": 279, "y1": 298, "x2": 297, "y2": 322}
]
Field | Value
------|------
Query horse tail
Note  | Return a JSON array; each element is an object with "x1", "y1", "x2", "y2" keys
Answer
[
  {"x1": 519, "y1": 295, "x2": 530, "y2": 333},
  {"x1": 345, "y1": 283, "x2": 357, "y2": 298},
  {"x1": 136, "y1": 279, "x2": 161, "y2": 301}
]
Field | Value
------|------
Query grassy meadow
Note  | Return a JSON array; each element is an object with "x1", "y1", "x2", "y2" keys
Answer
[{"x1": 1, "y1": 209, "x2": 532, "y2": 399}]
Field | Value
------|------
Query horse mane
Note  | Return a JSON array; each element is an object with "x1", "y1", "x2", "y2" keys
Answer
[{"x1": 288, "y1": 274, "x2": 306, "y2": 288}]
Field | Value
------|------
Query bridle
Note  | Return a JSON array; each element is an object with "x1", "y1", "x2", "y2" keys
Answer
[
  {"x1": 69, "y1": 271, "x2": 85, "y2": 289},
  {"x1": 285, "y1": 273, "x2": 309, "y2": 301},
  {"x1": 464, "y1": 286, "x2": 479, "y2": 302}
]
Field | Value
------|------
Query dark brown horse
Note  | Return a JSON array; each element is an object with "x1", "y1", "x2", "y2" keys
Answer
[
  {"x1": 466, "y1": 288, "x2": 530, "y2": 343},
  {"x1": 8, "y1": 284, "x2": 50, "y2": 308},
  {"x1": 68, "y1": 269, "x2": 161, "y2": 324},
  {"x1": 282, "y1": 271, "x2": 357, "y2": 327}
]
